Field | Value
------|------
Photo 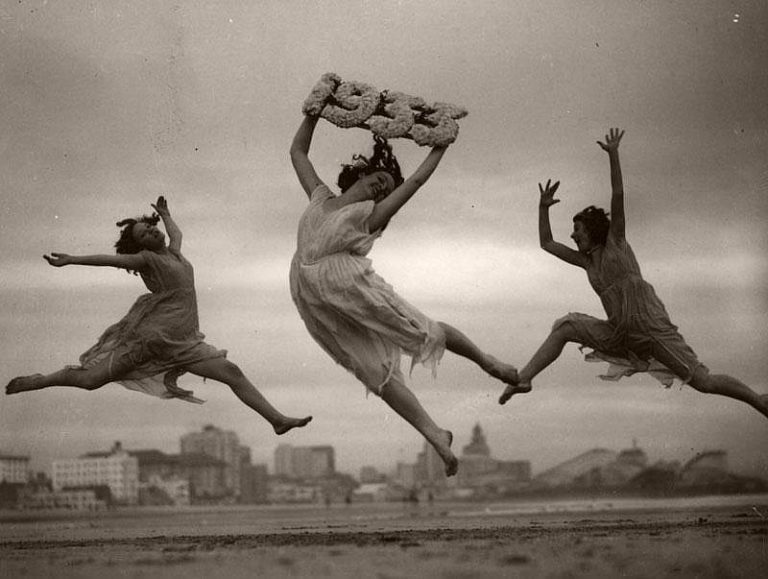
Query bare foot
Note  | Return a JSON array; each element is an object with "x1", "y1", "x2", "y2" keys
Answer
[
  {"x1": 274, "y1": 415, "x2": 313, "y2": 435},
  {"x1": 436, "y1": 430, "x2": 458, "y2": 477},
  {"x1": 485, "y1": 355, "x2": 519, "y2": 386},
  {"x1": 498, "y1": 381, "x2": 532, "y2": 405},
  {"x1": 6, "y1": 374, "x2": 43, "y2": 394}
]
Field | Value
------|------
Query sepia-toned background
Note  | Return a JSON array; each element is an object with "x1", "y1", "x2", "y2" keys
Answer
[{"x1": 1, "y1": 0, "x2": 766, "y2": 478}]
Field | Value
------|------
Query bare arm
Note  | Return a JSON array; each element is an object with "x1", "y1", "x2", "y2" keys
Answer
[
  {"x1": 290, "y1": 115, "x2": 325, "y2": 197},
  {"x1": 44, "y1": 252, "x2": 147, "y2": 271},
  {"x1": 538, "y1": 179, "x2": 588, "y2": 268},
  {"x1": 597, "y1": 128, "x2": 625, "y2": 240},
  {"x1": 367, "y1": 146, "x2": 448, "y2": 232},
  {"x1": 151, "y1": 196, "x2": 181, "y2": 253}
]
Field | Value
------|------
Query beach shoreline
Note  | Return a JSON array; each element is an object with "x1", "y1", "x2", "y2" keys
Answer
[{"x1": 2, "y1": 496, "x2": 766, "y2": 578}]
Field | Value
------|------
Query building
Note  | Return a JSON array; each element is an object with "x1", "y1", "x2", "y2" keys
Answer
[
  {"x1": 131, "y1": 449, "x2": 228, "y2": 503},
  {"x1": 267, "y1": 480, "x2": 322, "y2": 503},
  {"x1": 240, "y1": 464, "x2": 269, "y2": 504},
  {"x1": 273, "y1": 445, "x2": 336, "y2": 479},
  {"x1": 52, "y1": 441, "x2": 139, "y2": 504},
  {"x1": 141, "y1": 474, "x2": 190, "y2": 506},
  {"x1": 457, "y1": 423, "x2": 496, "y2": 483},
  {"x1": 274, "y1": 444, "x2": 294, "y2": 477},
  {"x1": 678, "y1": 450, "x2": 732, "y2": 488},
  {"x1": 533, "y1": 448, "x2": 618, "y2": 488},
  {"x1": 392, "y1": 462, "x2": 417, "y2": 489},
  {"x1": 359, "y1": 466, "x2": 386, "y2": 484},
  {"x1": 0, "y1": 452, "x2": 30, "y2": 484},
  {"x1": 19, "y1": 486, "x2": 108, "y2": 511},
  {"x1": 455, "y1": 424, "x2": 531, "y2": 494},
  {"x1": 535, "y1": 442, "x2": 650, "y2": 490},
  {"x1": 180, "y1": 425, "x2": 244, "y2": 498},
  {"x1": 351, "y1": 483, "x2": 389, "y2": 502},
  {"x1": 415, "y1": 443, "x2": 447, "y2": 486}
]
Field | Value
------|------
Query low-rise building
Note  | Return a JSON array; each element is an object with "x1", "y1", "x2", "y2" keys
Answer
[
  {"x1": 0, "y1": 452, "x2": 30, "y2": 484},
  {"x1": 52, "y1": 442, "x2": 138, "y2": 505}
]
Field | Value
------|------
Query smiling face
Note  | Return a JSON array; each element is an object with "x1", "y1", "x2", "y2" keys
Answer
[
  {"x1": 570, "y1": 220, "x2": 596, "y2": 254},
  {"x1": 132, "y1": 221, "x2": 165, "y2": 251},
  {"x1": 346, "y1": 171, "x2": 396, "y2": 203}
]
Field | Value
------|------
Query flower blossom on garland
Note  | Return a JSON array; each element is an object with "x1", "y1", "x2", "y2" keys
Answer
[
  {"x1": 367, "y1": 91, "x2": 426, "y2": 139},
  {"x1": 321, "y1": 80, "x2": 380, "y2": 128},
  {"x1": 302, "y1": 73, "x2": 342, "y2": 116},
  {"x1": 409, "y1": 105, "x2": 466, "y2": 147}
]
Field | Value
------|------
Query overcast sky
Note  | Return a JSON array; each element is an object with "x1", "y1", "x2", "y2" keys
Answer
[{"x1": 1, "y1": 0, "x2": 766, "y2": 478}]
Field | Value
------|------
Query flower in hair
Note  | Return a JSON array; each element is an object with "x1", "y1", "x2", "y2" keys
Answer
[{"x1": 351, "y1": 155, "x2": 369, "y2": 170}]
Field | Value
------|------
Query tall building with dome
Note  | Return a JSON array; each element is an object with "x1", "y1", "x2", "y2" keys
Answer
[{"x1": 457, "y1": 423, "x2": 531, "y2": 493}]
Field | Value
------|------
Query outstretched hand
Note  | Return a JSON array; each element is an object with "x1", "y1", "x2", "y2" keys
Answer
[
  {"x1": 538, "y1": 179, "x2": 561, "y2": 208},
  {"x1": 597, "y1": 127, "x2": 624, "y2": 153},
  {"x1": 43, "y1": 252, "x2": 71, "y2": 267},
  {"x1": 151, "y1": 196, "x2": 170, "y2": 217}
]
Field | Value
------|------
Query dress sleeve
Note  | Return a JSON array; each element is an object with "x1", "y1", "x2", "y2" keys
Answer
[
  {"x1": 340, "y1": 200, "x2": 376, "y2": 234},
  {"x1": 310, "y1": 184, "x2": 334, "y2": 204},
  {"x1": 139, "y1": 249, "x2": 157, "y2": 270}
]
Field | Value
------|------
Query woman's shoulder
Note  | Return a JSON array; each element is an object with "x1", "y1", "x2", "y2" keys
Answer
[
  {"x1": 606, "y1": 230, "x2": 630, "y2": 249},
  {"x1": 140, "y1": 248, "x2": 183, "y2": 265},
  {"x1": 310, "y1": 184, "x2": 334, "y2": 201}
]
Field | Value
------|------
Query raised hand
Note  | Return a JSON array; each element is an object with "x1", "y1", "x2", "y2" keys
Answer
[
  {"x1": 597, "y1": 127, "x2": 625, "y2": 153},
  {"x1": 538, "y1": 179, "x2": 561, "y2": 208},
  {"x1": 43, "y1": 252, "x2": 71, "y2": 267},
  {"x1": 151, "y1": 196, "x2": 170, "y2": 217}
]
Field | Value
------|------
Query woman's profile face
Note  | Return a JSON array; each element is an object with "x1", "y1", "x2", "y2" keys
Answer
[
  {"x1": 570, "y1": 220, "x2": 596, "y2": 253},
  {"x1": 132, "y1": 222, "x2": 165, "y2": 250}
]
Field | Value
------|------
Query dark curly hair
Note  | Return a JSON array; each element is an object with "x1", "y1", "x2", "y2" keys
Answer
[
  {"x1": 573, "y1": 205, "x2": 610, "y2": 246},
  {"x1": 337, "y1": 135, "x2": 404, "y2": 193},
  {"x1": 114, "y1": 213, "x2": 160, "y2": 255}
]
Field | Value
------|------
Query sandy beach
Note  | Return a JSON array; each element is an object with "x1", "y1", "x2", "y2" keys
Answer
[{"x1": 1, "y1": 495, "x2": 766, "y2": 578}]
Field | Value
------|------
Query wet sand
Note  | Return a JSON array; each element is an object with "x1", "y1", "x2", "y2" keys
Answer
[{"x1": 1, "y1": 499, "x2": 766, "y2": 578}]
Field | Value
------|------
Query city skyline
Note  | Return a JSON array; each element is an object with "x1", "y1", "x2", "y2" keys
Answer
[
  {"x1": 1, "y1": 421, "x2": 751, "y2": 482},
  {"x1": 1, "y1": 2, "x2": 766, "y2": 480}
]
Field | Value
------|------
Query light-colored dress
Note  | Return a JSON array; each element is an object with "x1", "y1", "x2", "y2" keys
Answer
[
  {"x1": 290, "y1": 185, "x2": 445, "y2": 395},
  {"x1": 78, "y1": 248, "x2": 226, "y2": 403},
  {"x1": 555, "y1": 231, "x2": 704, "y2": 387}
]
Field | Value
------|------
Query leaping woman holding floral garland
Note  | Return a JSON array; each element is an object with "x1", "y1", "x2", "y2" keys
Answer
[{"x1": 289, "y1": 113, "x2": 519, "y2": 477}]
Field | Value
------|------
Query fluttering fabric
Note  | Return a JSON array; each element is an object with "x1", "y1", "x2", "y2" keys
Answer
[
  {"x1": 78, "y1": 249, "x2": 225, "y2": 403},
  {"x1": 290, "y1": 185, "x2": 445, "y2": 395}
]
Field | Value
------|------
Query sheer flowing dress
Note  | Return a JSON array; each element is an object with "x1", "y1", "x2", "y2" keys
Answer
[
  {"x1": 556, "y1": 231, "x2": 705, "y2": 387},
  {"x1": 290, "y1": 185, "x2": 445, "y2": 395},
  {"x1": 78, "y1": 248, "x2": 226, "y2": 402}
]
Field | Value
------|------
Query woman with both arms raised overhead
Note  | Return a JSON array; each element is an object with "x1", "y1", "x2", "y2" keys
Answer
[
  {"x1": 290, "y1": 114, "x2": 520, "y2": 476},
  {"x1": 499, "y1": 128, "x2": 768, "y2": 421}
]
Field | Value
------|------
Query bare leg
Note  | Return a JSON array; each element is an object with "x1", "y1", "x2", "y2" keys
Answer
[
  {"x1": 185, "y1": 358, "x2": 312, "y2": 434},
  {"x1": 6, "y1": 359, "x2": 119, "y2": 394},
  {"x1": 379, "y1": 378, "x2": 458, "y2": 476},
  {"x1": 681, "y1": 366, "x2": 768, "y2": 420},
  {"x1": 439, "y1": 322, "x2": 518, "y2": 385},
  {"x1": 499, "y1": 322, "x2": 579, "y2": 404}
]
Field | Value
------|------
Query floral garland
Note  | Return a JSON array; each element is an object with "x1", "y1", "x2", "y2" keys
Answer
[{"x1": 302, "y1": 73, "x2": 468, "y2": 146}]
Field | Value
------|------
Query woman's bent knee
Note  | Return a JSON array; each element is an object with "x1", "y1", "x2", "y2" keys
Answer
[
  {"x1": 687, "y1": 366, "x2": 713, "y2": 393},
  {"x1": 78, "y1": 371, "x2": 108, "y2": 390},
  {"x1": 221, "y1": 360, "x2": 246, "y2": 381},
  {"x1": 551, "y1": 321, "x2": 578, "y2": 343}
]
